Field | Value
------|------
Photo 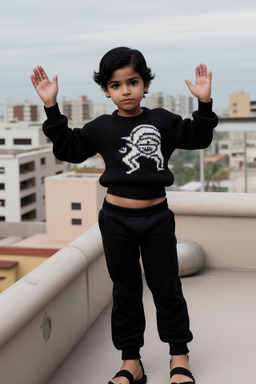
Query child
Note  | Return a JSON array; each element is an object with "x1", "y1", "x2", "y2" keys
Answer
[{"x1": 30, "y1": 47, "x2": 218, "y2": 384}]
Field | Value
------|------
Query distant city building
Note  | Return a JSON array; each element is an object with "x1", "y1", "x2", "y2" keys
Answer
[
  {"x1": 229, "y1": 92, "x2": 256, "y2": 117},
  {"x1": 0, "y1": 148, "x2": 67, "y2": 223},
  {"x1": 91, "y1": 103, "x2": 107, "y2": 119},
  {"x1": 45, "y1": 172, "x2": 105, "y2": 242},
  {"x1": 4, "y1": 99, "x2": 42, "y2": 123},
  {"x1": 218, "y1": 129, "x2": 256, "y2": 170},
  {"x1": 216, "y1": 118, "x2": 256, "y2": 192},
  {"x1": 0, "y1": 171, "x2": 105, "y2": 291},
  {"x1": 142, "y1": 93, "x2": 194, "y2": 118},
  {"x1": 0, "y1": 121, "x2": 49, "y2": 149},
  {"x1": 142, "y1": 92, "x2": 164, "y2": 109},
  {"x1": 166, "y1": 95, "x2": 194, "y2": 118},
  {"x1": 59, "y1": 95, "x2": 92, "y2": 125}
]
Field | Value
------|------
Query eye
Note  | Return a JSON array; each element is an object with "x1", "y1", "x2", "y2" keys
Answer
[
  {"x1": 130, "y1": 80, "x2": 138, "y2": 86},
  {"x1": 111, "y1": 83, "x2": 120, "y2": 89}
]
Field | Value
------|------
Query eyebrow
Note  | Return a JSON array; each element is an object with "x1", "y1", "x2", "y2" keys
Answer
[{"x1": 108, "y1": 76, "x2": 140, "y2": 85}]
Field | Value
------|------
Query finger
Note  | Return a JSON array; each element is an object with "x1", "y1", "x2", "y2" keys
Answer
[
  {"x1": 184, "y1": 79, "x2": 194, "y2": 91},
  {"x1": 52, "y1": 75, "x2": 58, "y2": 84},
  {"x1": 199, "y1": 64, "x2": 208, "y2": 77},
  {"x1": 195, "y1": 64, "x2": 204, "y2": 78},
  {"x1": 208, "y1": 70, "x2": 212, "y2": 81},
  {"x1": 30, "y1": 74, "x2": 37, "y2": 88},
  {"x1": 37, "y1": 65, "x2": 49, "y2": 80},
  {"x1": 32, "y1": 67, "x2": 42, "y2": 82}
]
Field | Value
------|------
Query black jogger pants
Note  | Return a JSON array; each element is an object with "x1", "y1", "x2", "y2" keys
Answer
[{"x1": 98, "y1": 198, "x2": 193, "y2": 360}]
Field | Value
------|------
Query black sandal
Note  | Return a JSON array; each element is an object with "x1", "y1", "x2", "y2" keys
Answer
[
  {"x1": 170, "y1": 366, "x2": 195, "y2": 384},
  {"x1": 108, "y1": 360, "x2": 147, "y2": 384}
]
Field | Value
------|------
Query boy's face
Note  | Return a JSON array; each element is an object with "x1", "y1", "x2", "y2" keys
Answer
[{"x1": 103, "y1": 65, "x2": 150, "y2": 117}]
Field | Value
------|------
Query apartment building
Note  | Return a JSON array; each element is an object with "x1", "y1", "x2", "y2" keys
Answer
[
  {"x1": 0, "y1": 123, "x2": 48, "y2": 149},
  {"x1": 166, "y1": 95, "x2": 194, "y2": 118},
  {"x1": 141, "y1": 92, "x2": 164, "y2": 109},
  {"x1": 59, "y1": 95, "x2": 92, "y2": 125},
  {"x1": 45, "y1": 172, "x2": 106, "y2": 242},
  {"x1": 0, "y1": 148, "x2": 67, "y2": 222},
  {"x1": 4, "y1": 99, "x2": 43, "y2": 123},
  {"x1": 229, "y1": 92, "x2": 256, "y2": 117},
  {"x1": 141, "y1": 93, "x2": 194, "y2": 118}
]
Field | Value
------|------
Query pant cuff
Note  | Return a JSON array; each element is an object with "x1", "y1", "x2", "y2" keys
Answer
[
  {"x1": 169, "y1": 343, "x2": 190, "y2": 356},
  {"x1": 122, "y1": 348, "x2": 141, "y2": 360}
]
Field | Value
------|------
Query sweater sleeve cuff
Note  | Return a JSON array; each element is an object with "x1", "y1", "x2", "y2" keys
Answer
[
  {"x1": 197, "y1": 99, "x2": 213, "y2": 118},
  {"x1": 44, "y1": 103, "x2": 62, "y2": 124}
]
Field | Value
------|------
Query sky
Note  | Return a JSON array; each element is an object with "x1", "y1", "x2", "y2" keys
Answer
[{"x1": 1, "y1": 0, "x2": 256, "y2": 113}]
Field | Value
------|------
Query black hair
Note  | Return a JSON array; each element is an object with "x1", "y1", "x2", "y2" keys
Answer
[{"x1": 93, "y1": 47, "x2": 155, "y2": 92}]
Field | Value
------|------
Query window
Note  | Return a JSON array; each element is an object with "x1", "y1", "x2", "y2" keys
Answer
[
  {"x1": 0, "y1": 183, "x2": 5, "y2": 190},
  {"x1": 0, "y1": 199, "x2": 5, "y2": 207},
  {"x1": 40, "y1": 157, "x2": 46, "y2": 166},
  {"x1": 20, "y1": 178, "x2": 35, "y2": 190},
  {"x1": 21, "y1": 209, "x2": 36, "y2": 220},
  {"x1": 0, "y1": 138, "x2": 5, "y2": 145},
  {"x1": 20, "y1": 193, "x2": 36, "y2": 207},
  {"x1": 13, "y1": 138, "x2": 32, "y2": 145},
  {"x1": 0, "y1": 216, "x2": 5, "y2": 221},
  {"x1": 72, "y1": 218, "x2": 82, "y2": 225},
  {"x1": 0, "y1": 167, "x2": 5, "y2": 174},
  {"x1": 19, "y1": 161, "x2": 35, "y2": 174},
  {"x1": 71, "y1": 202, "x2": 81, "y2": 210}
]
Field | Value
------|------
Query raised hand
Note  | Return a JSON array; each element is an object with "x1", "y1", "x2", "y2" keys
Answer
[
  {"x1": 30, "y1": 66, "x2": 58, "y2": 108},
  {"x1": 185, "y1": 64, "x2": 212, "y2": 103}
]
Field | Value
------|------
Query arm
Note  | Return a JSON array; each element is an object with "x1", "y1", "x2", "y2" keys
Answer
[
  {"x1": 30, "y1": 66, "x2": 58, "y2": 108},
  {"x1": 170, "y1": 63, "x2": 217, "y2": 149},
  {"x1": 184, "y1": 63, "x2": 212, "y2": 103},
  {"x1": 31, "y1": 67, "x2": 98, "y2": 163},
  {"x1": 42, "y1": 104, "x2": 98, "y2": 164}
]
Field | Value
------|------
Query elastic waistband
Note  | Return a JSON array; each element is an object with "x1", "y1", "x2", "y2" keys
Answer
[{"x1": 102, "y1": 198, "x2": 168, "y2": 216}]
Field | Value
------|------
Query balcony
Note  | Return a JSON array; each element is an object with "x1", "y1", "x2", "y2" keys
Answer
[{"x1": 0, "y1": 192, "x2": 255, "y2": 384}]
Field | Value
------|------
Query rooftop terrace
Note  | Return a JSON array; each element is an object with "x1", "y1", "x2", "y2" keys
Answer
[
  {"x1": 0, "y1": 191, "x2": 255, "y2": 384},
  {"x1": 48, "y1": 269, "x2": 256, "y2": 384}
]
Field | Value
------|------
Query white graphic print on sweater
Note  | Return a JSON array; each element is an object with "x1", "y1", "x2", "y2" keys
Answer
[{"x1": 119, "y1": 124, "x2": 164, "y2": 174}]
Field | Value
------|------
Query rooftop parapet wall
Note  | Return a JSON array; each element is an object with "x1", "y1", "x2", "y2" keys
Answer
[
  {"x1": 167, "y1": 191, "x2": 256, "y2": 270},
  {"x1": 0, "y1": 224, "x2": 112, "y2": 384},
  {"x1": 0, "y1": 192, "x2": 255, "y2": 384}
]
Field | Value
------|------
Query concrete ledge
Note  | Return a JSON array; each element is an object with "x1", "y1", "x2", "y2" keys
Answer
[
  {"x1": 167, "y1": 191, "x2": 256, "y2": 270},
  {"x1": 0, "y1": 224, "x2": 112, "y2": 384},
  {"x1": 0, "y1": 221, "x2": 46, "y2": 238},
  {"x1": 168, "y1": 191, "x2": 256, "y2": 217}
]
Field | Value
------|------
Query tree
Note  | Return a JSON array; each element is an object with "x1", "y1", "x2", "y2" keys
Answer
[{"x1": 193, "y1": 160, "x2": 229, "y2": 191}]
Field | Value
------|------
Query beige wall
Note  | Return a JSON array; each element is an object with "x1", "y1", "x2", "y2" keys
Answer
[
  {"x1": 0, "y1": 254, "x2": 48, "y2": 278},
  {"x1": 229, "y1": 92, "x2": 250, "y2": 117},
  {"x1": 167, "y1": 191, "x2": 256, "y2": 270},
  {"x1": 0, "y1": 254, "x2": 48, "y2": 291},
  {"x1": 45, "y1": 172, "x2": 106, "y2": 242}
]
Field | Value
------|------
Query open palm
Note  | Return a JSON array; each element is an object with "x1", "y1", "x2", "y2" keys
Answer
[
  {"x1": 30, "y1": 66, "x2": 58, "y2": 108},
  {"x1": 185, "y1": 64, "x2": 212, "y2": 103}
]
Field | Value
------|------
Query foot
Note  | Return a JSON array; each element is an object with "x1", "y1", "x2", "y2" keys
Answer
[
  {"x1": 109, "y1": 359, "x2": 143, "y2": 384},
  {"x1": 170, "y1": 355, "x2": 194, "y2": 383}
]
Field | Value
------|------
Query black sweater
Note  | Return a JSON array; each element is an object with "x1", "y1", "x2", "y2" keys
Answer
[{"x1": 43, "y1": 101, "x2": 218, "y2": 199}]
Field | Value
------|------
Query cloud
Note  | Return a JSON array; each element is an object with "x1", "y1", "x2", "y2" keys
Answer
[{"x1": 1, "y1": 0, "x2": 256, "y2": 110}]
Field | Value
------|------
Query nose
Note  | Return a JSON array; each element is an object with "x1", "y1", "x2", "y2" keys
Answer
[{"x1": 122, "y1": 85, "x2": 131, "y2": 95}]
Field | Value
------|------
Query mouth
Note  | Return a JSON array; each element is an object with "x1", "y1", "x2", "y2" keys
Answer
[{"x1": 122, "y1": 99, "x2": 133, "y2": 103}]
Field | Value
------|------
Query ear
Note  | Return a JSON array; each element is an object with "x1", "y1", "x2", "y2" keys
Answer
[
  {"x1": 103, "y1": 87, "x2": 111, "y2": 98},
  {"x1": 144, "y1": 81, "x2": 150, "y2": 94}
]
